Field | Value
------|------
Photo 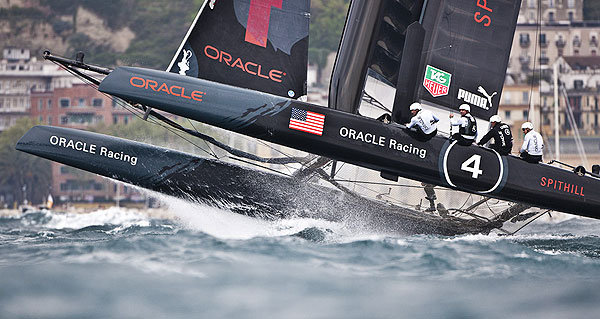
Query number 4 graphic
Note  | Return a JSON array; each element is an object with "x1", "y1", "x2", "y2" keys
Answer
[
  {"x1": 461, "y1": 154, "x2": 483, "y2": 179},
  {"x1": 245, "y1": 0, "x2": 283, "y2": 47}
]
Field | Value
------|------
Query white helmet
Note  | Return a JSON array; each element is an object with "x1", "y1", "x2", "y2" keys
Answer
[
  {"x1": 489, "y1": 115, "x2": 501, "y2": 123},
  {"x1": 521, "y1": 122, "x2": 534, "y2": 130},
  {"x1": 409, "y1": 102, "x2": 422, "y2": 111},
  {"x1": 458, "y1": 104, "x2": 470, "y2": 112}
]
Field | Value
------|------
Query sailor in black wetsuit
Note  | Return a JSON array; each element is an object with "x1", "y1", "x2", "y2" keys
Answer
[
  {"x1": 449, "y1": 104, "x2": 477, "y2": 146},
  {"x1": 477, "y1": 115, "x2": 513, "y2": 155}
]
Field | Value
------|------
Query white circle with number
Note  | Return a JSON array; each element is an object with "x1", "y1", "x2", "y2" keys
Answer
[{"x1": 442, "y1": 140, "x2": 505, "y2": 194}]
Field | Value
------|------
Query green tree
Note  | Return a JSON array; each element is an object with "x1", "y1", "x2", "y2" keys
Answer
[
  {"x1": 308, "y1": 0, "x2": 350, "y2": 84},
  {"x1": 309, "y1": 0, "x2": 349, "y2": 51},
  {"x1": 0, "y1": 118, "x2": 52, "y2": 206}
]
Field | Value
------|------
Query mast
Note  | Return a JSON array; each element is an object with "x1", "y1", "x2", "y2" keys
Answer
[
  {"x1": 329, "y1": 0, "x2": 386, "y2": 114},
  {"x1": 554, "y1": 62, "x2": 560, "y2": 162}
]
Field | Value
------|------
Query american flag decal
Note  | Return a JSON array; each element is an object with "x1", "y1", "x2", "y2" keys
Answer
[{"x1": 289, "y1": 108, "x2": 325, "y2": 136}]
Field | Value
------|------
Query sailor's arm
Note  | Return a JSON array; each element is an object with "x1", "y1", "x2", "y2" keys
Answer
[
  {"x1": 477, "y1": 129, "x2": 495, "y2": 146},
  {"x1": 406, "y1": 116, "x2": 418, "y2": 129},
  {"x1": 449, "y1": 117, "x2": 466, "y2": 127},
  {"x1": 520, "y1": 134, "x2": 530, "y2": 153}
]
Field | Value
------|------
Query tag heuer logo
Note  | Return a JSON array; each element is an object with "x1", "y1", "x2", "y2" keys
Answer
[{"x1": 423, "y1": 65, "x2": 451, "y2": 97}]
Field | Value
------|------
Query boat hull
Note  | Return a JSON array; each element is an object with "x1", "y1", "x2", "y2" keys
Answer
[
  {"x1": 97, "y1": 67, "x2": 600, "y2": 220},
  {"x1": 17, "y1": 125, "x2": 498, "y2": 235}
]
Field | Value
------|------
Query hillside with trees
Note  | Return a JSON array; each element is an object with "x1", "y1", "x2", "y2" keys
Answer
[{"x1": 0, "y1": 0, "x2": 348, "y2": 70}]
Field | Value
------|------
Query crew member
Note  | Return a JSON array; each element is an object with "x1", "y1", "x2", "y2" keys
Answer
[
  {"x1": 406, "y1": 102, "x2": 439, "y2": 142},
  {"x1": 449, "y1": 104, "x2": 477, "y2": 146},
  {"x1": 477, "y1": 115, "x2": 513, "y2": 155},
  {"x1": 520, "y1": 121, "x2": 544, "y2": 163}
]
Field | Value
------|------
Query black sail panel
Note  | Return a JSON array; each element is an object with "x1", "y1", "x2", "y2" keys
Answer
[
  {"x1": 168, "y1": 0, "x2": 309, "y2": 99},
  {"x1": 416, "y1": 0, "x2": 522, "y2": 120}
]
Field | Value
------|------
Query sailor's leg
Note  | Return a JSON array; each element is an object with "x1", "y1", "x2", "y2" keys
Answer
[{"x1": 422, "y1": 182, "x2": 437, "y2": 212}]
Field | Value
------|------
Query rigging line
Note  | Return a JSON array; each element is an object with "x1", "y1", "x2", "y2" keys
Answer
[
  {"x1": 107, "y1": 97, "x2": 216, "y2": 157},
  {"x1": 184, "y1": 119, "x2": 219, "y2": 158},
  {"x1": 507, "y1": 210, "x2": 551, "y2": 235},
  {"x1": 528, "y1": 0, "x2": 542, "y2": 108},
  {"x1": 362, "y1": 91, "x2": 391, "y2": 113},
  {"x1": 227, "y1": 156, "x2": 294, "y2": 177}
]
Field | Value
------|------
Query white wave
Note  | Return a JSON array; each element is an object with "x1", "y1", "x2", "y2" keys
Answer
[
  {"x1": 161, "y1": 195, "x2": 347, "y2": 240},
  {"x1": 44, "y1": 207, "x2": 151, "y2": 230},
  {"x1": 66, "y1": 251, "x2": 206, "y2": 278}
]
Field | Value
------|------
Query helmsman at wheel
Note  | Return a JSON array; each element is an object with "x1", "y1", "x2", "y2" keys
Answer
[
  {"x1": 405, "y1": 102, "x2": 439, "y2": 142},
  {"x1": 520, "y1": 121, "x2": 544, "y2": 163},
  {"x1": 449, "y1": 104, "x2": 477, "y2": 146},
  {"x1": 477, "y1": 115, "x2": 513, "y2": 155}
]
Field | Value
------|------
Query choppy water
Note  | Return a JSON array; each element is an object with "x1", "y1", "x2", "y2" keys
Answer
[{"x1": 1, "y1": 198, "x2": 600, "y2": 318}]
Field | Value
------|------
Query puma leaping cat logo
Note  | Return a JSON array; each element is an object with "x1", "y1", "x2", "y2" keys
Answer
[
  {"x1": 477, "y1": 86, "x2": 497, "y2": 107},
  {"x1": 209, "y1": 0, "x2": 217, "y2": 9}
]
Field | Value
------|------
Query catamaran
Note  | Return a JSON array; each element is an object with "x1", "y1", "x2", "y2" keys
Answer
[{"x1": 16, "y1": 0, "x2": 600, "y2": 235}]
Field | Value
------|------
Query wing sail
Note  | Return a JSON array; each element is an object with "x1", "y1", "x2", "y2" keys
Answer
[{"x1": 168, "y1": 0, "x2": 310, "y2": 99}]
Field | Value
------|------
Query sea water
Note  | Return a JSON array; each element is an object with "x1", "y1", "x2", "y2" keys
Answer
[{"x1": 1, "y1": 198, "x2": 600, "y2": 319}]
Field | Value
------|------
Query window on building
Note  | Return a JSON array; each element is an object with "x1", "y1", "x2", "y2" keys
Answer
[
  {"x1": 548, "y1": 12, "x2": 554, "y2": 22},
  {"x1": 0, "y1": 99, "x2": 3, "y2": 109},
  {"x1": 504, "y1": 92, "x2": 512, "y2": 104},
  {"x1": 548, "y1": 0, "x2": 554, "y2": 8},
  {"x1": 522, "y1": 91, "x2": 529, "y2": 103},
  {"x1": 60, "y1": 98, "x2": 70, "y2": 108},
  {"x1": 523, "y1": 110, "x2": 529, "y2": 120},
  {"x1": 60, "y1": 166, "x2": 70, "y2": 174},
  {"x1": 519, "y1": 33, "x2": 530, "y2": 46},
  {"x1": 569, "y1": 11, "x2": 574, "y2": 22},
  {"x1": 92, "y1": 98, "x2": 103, "y2": 107},
  {"x1": 47, "y1": 99, "x2": 52, "y2": 109},
  {"x1": 539, "y1": 33, "x2": 547, "y2": 45},
  {"x1": 528, "y1": 0, "x2": 536, "y2": 8},
  {"x1": 61, "y1": 116, "x2": 68, "y2": 124},
  {"x1": 38, "y1": 99, "x2": 43, "y2": 110},
  {"x1": 574, "y1": 80, "x2": 584, "y2": 90},
  {"x1": 568, "y1": 0, "x2": 575, "y2": 8},
  {"x1": 38, "y1": 116, "x2": 43, "y2": 123},
  {"x1": 505, "y1": 110, "x2": 511, "y2": 119},
  {"x1": 124, "y1": 115, "x2": 129, "y2": 124},
  {"x1": 48, "y1": 116, "x2": 52, "y2": 125},
  {"x1": 112, "y1": 98, "x2": 119, "y2": 108},
  {"x1": 113, "y1": 115, "x2": 118, "y2": 124},
  {"x1": 78, "y1": 98, "x2": 85, "y2": 107}
]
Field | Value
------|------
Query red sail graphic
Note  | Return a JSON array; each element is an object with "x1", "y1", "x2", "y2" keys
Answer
[{"x1": 245, "y1": 0, "x2": 283, "y2": 47}]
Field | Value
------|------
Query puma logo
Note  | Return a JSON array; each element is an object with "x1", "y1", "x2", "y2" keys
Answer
[
  {"x1": 209, "y1": 0, "x2": 217, "y2": 9},
  {"x1": 477, "y1": 86, "x2": 497, "y2": 107}
]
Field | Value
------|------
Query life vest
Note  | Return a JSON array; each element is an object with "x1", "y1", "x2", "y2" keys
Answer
[{"x1": 460, "y1": 113, "x2": 477, "y2": 139}]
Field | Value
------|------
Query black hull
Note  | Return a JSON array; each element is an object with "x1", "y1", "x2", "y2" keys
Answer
[
  {"x1": 97, "y1": 67, "x2": 600, "y2": 220},
  {"x1": 17, "y1": 126, "x2": 499, "y2": 236}
]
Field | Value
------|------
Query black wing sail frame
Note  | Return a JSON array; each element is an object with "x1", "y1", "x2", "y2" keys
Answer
[
  {"x1": 416, "y1": 0, "x2": 521, "y2": 120},
  {"x1": 168, "y1": 0, "x2": 309, "y2": 99},
  {"x1": 330, "y1": 0, "x2": 521, "y2": 122}
]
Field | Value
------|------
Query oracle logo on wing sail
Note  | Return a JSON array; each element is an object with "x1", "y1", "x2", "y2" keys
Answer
[
  {"x1": 203, "y1": 45, "x2": 286, "y2": 83},
  {"x1": 129, "y1": 77, "x2": 205, "y2": 102}
]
